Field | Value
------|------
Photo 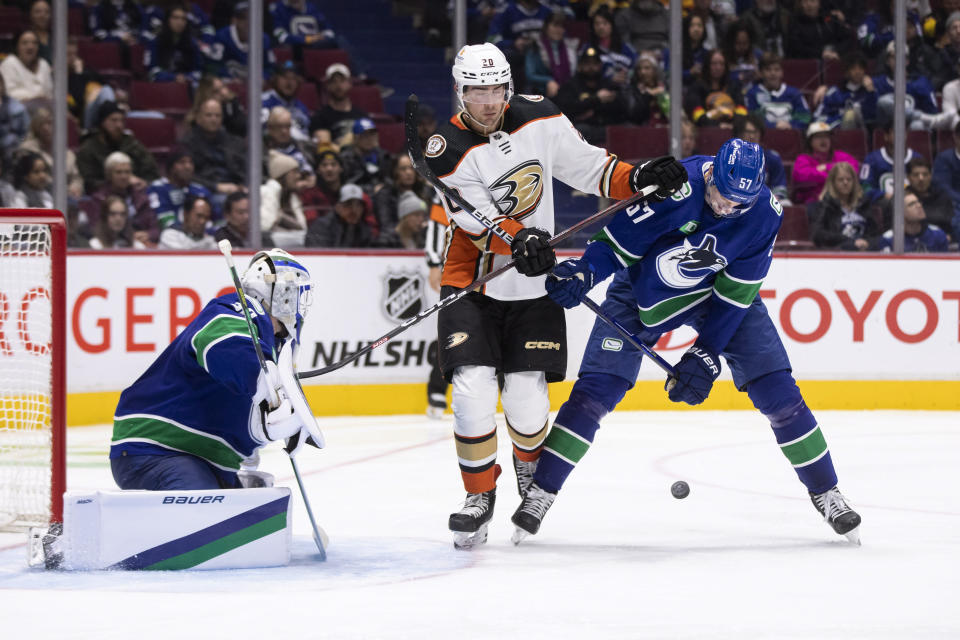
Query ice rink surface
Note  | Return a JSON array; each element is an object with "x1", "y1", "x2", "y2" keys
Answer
[{"x1": 2, "y1": 410, "x2": 958, "y2": 639}]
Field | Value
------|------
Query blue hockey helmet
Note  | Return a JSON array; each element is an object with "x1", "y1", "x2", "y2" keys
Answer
[{"x1": 710, "y1": 138, "x2": 765, "y2": 211}]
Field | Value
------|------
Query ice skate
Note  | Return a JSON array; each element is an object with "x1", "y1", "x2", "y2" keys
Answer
[
  {"x1": 449, "y1": 488, "x2": 496, "y2": 550},
  {"x1": 513, "y1": 452, "x2": 537, "y2": 497},
  {"x1": 810, "y1": 486, "x2": 862, "y2": 545},
  {"x1": 510, "y1": 482, "x2": 556, "y2": 545},
  {"x1": 27, "y1": 522, "x2": 63, "y2": 569}
]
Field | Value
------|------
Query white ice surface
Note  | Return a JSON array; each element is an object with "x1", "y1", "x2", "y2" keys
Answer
[{"x1": 2, "y1": 411, "x2": 958, "y2": 639}]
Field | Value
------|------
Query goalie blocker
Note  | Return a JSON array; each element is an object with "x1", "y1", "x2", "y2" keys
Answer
[{"x1": 30, "y1": 488, "x2": 294, "y2": 570}]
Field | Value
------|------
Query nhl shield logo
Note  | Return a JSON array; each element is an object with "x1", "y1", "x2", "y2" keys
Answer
[{"x1": 382, "y1": 271, "x2": 425, "y2": 322}]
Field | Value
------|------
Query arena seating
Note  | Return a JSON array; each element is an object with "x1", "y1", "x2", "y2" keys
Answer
[
  {"x1": 604, "y1": 125, "x2": 669, "y2": 162},
  {"x1": 130, "y1": 82, "x2": 192, "y2": 118},
  {"x1": 303, "y1": 49, "x2": 351, "y2": 83},
  {"x1": 764, "y1": 127, "x2": 803, "y2": 161},
  {"x1": 125, "y1": 117, "x2": 177, "y2": 161},
  {"x1": 775, "y1": 205, "x2": 815, "y2": 250}
]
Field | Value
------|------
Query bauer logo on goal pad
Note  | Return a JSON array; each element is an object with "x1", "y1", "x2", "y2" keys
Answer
[{"x1": 382, "y1": 271, "x2": 425, "y2": 323}]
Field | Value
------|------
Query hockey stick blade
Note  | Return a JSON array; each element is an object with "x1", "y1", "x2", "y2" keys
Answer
[{"x1": 296, "y1": 99, "x2": 656, "y2": 379}]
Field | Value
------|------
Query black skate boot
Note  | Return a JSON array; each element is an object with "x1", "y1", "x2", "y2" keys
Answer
[
  {"x1": 810, "y1": 486, "x2": 862, "y2": 544},
  {"x1": 510, "y1": 482, "x2": 556, "y2": 545},
  {"x1": 448, "y1": 488, "x2": 496, "y2": 550},
  {"x1": 513, "y1": 452, "x2": 537, "y2": 497}
]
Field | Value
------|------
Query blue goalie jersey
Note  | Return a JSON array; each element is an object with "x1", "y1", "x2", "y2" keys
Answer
[
  {"x1": 110, "y1": 293, "x2": 277, "y2": 485},
  {"x1": 588, "y1": 155, "x2": 783, "y2": 353}
]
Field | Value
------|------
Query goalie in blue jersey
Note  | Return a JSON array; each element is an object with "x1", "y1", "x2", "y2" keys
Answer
[
  {"x1": 109, "y1": 249, "x2": 317, "y2": 491},
  {"x1": 511, "y1": 139, "x2": 862, "y2": 544}
]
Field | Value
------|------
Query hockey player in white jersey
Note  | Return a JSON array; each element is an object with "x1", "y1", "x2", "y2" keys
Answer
[{"x1": 425, "y1": 42, "x2": 687, "y2": 549}]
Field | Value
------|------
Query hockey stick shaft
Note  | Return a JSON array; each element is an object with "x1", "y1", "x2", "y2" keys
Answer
[
  {"x1": 217, "y1": 240, "x2": 328, "y2": 559},
  {"x1": 577, "y1": 295, "x2": 675, "y2": 377}
]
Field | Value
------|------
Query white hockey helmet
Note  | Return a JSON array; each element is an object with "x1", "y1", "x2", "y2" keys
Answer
[
  {"x1": 241, "y1": 248, "x2": 312, "y2": 341},
  {"x1": 452, "y1": 43, "x2": 513, "y2": 112}
]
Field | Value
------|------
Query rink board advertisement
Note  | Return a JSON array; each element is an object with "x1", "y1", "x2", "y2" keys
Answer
[{"x1": 13, "y1": 251, "x2": 959, "y2": 421}]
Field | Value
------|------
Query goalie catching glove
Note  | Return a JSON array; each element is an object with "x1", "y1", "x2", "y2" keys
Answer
[{"x1": 511, "y1": 227, "x2": 556, "y2": 277}]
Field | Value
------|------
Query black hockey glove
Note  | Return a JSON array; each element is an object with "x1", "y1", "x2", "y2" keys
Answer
[
  {"x1": 511, "y1": 227, "x2": 556, "y2": 277},
  {"x1": 629, "y1": 156, "x2": 688, "y2": 201},
  {"x1": 665, "y1": 345, "x2": 721, "y2": 405}
]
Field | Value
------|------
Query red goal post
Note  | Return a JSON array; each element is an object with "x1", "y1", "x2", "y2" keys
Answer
[{"x1": 0, "y1": 209, "x2": 66, "y2": 530}]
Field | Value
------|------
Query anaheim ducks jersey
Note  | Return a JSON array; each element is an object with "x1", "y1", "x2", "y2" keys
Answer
[{"x1": 425, "y1": 94, "x2": 635, "y2": 301}]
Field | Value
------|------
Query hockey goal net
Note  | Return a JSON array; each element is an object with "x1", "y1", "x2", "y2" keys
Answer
[{"x1": 0, "y1": 209, "x2": 66, "y2": 530}]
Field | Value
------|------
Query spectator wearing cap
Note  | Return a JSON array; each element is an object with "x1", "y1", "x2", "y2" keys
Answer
[
  {"x1": 264, "y1": 106, "x2": 316, "y2": 190},
  {"x1": 791, "y1": 121, "x2": 860, "y2": 204},
  {"x1": 262, "y1": 61, "x2": 312, "y2": 142},
  {"x1": 0, "y1": 74, "x2": 29, "y2": 169},
  {"x1": 147, "y1": 149, "x2": 216, "y2": 230},
  {"x1": 933, "y1": 121, "x2": 960, "y2": 225},
  {"x1": 305, "y1": 183, "x2": 374, "y2": 248},
  {"x1": 145, "y1": 4, "x2": 205, "y2": 84},
  {"x1": 376, "y1": 191, "x2": 428, "y2": 249},
  {"x1": 211, "y1": 2, "x2": 275, "y2": 79},
  {"x1": 271, "y1": 0, "x2": 337, "y2": 54},
  {"x1": 0, "y1": 30, "x2": 53, "y2": 106},
  {"x1": 309, "y1": 63, "x2": 369, "y2": 152},
  {"x1": 555, "y1": 46, "x2": 627, "y2": 145},
  {"x1": 261, "y1": 151, "x2": 308, "y2": 248},
  {"x1": 77, "y1": 100, "x2": 160, "y2": 194},
  {"x1": 214, "y1": 191, "x2": 251, "y2": 247},
  {"x1": 372, "y1": 153, "x2": 430, "y2": 234},
  {"x1": 744, "y1": 52, "x2": 811, "y2": 131},
  {"x1": 179, "y1": 98, "x2": 247, "y2": 196},
  {"x1": 90, "y1": 151, "x2": 158, "y2": 243},
  {"x1": 525, "y1": 11, "x2": 579, "y2": 98},
  {"x1": 339, "y1": 117, "x2": 391, "y2": 191},
  {"x1": 16, "y1": 106, "x2": 84, "y2": 198},
  {"x1": 159, "y1": 194, "x2": 218, "y2": 249},
  {"x1": 861, "y1": 121, "x2": 924, "y2": 203},
  {"x1": 733, "y1": 113, "x2": 792, "y2": 205},
  {"x1": 813, "y1": 54, "x2": 877, "y2": 129}
]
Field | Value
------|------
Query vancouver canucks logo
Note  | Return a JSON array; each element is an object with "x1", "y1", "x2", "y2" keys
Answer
[
  {"x1": 488, "y1": 160, "x2": 544, "y2": 220},
  {"x1": 655, "y1": 234, "x2": 728, "y2": 289}
]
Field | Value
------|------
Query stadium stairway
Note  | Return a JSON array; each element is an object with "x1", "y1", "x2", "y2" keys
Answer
[{"x1": 322, "y1": 0, "x2": 452, "y2": 121}]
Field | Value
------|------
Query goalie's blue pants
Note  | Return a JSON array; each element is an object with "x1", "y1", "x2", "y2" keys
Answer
[
  {"x1": 111, "y1": 453, "x2": 242, "y2": 490},
  {"x1": 534, "y1": 272, "x2": 839, "y2": 496}
]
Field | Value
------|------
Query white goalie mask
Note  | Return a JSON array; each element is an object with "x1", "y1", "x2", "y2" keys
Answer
[
  {"x1": 241, "y1": 249, "x2": 312, "y2": 341},
  {"x1": 452, "y1": 42, "x2": 513, "y2": 115}
]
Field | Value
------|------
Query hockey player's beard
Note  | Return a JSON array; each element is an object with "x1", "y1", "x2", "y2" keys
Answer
[{"x1": 462, "y1": 103, "x2": 507, "y2": 136}]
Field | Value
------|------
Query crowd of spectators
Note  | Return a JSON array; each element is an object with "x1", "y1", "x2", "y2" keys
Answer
[{"x1": 1, "y1": 0, "x2": 958, "y2": 253}]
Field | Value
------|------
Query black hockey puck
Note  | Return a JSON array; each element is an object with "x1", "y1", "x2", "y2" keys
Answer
[{"x1": 671, "y1": 481, "x2": 690, "y2": 499}]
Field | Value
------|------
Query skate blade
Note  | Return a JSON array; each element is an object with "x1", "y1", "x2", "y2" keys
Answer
[
  {"x1": 452, "y1": 524, "x2": 489, "y2": 550},
  {"x1": 843, "y1": 526, "x2": 861, "y2": 546},
  {"x1": 510, "y1": 526, "x2": 530, "y2": 546}
]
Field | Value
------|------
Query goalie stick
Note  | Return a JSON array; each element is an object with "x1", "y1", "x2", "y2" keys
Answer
[
  {"x1": 296, "y1": 96, "x2": 657, "y2": 379},
  {"x1": 218, "y1": 240, "x2": 328, "y2": 560}
]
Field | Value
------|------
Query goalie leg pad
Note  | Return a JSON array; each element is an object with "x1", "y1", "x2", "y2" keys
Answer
[
  {"x1": 747, "y1": 370, "x2": 838, "y2": 495},
  {"x1": 535, "y1": 372, "x2": 631, "y2": 494},
  {"x1": 501, "y1": 371, "x2": 549, "y2": 461}
]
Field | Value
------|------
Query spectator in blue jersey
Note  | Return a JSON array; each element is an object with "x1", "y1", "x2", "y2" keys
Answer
[
  {"x1": 785, "y1": 0, "x2": 852, "y2": 61},
  {"x1": 525, "y1": 11, "x2": 578, "y2": 98},
  {"x1": 339, "y1": 117, "x2": 391, "y2": 193},
  {"x1": 723, "y1": 21, "x2": 762, "y2": 89},
  {"x1": 614, "y1": 0, "x2": 669, "y2": 54},
  {"x1": 264, "y1": 106, "x2": 315, "y2": 191},
  {"x1": 211, "y1": 2, "x2": 275, "y2": 79},
  {"x1": 857, "y1": 1, "x2": 923, "y2": 58},
  {"x1": 90, "y1": 151, "x2": 158, "y2": 244},
  {"x1": 877, "y1": 188, "x2": 950, "y2": 252},
  {"x1": 933, "y1": 120, "x2": 960, "y2": 215},
  {"x1": 487, "y1": 0, "x2": 551, "y2": 55},
  {"x1": 270, "y1": 0, "x2": 336, "y2": 54},
  {"x1": 180, "y1": 98, "x2": 247, "y2": 198},
  {"x1": 145, "y1": 4, "x2": 205, "y2": 84},
  {"x1": 556, "y1": 46, "x2": 628, "y2": 145},
  {"x1": 681, "y1": 13, "x2": 710, "y2": 85},
  {"x1": 733, "y1": 113, "x2": 792, "y2": 205},
  {"x1": 814, "y1": 53, "x2": 877, "y2": 128},
  {"x1": 809, "y1": 161, "x2": 879, "y2": 250},
  {"x1": 214, "y1": 191, "x2": 250, "y2": 247},
  {"x1": 147, "y1": 149, "x2": 216, "y2": 230},
  {"x1": 873, "y1": 41, "x2": 944, "y2": 131},
  {"x1": 584, "y1": 7, "x2": 637, "y2": 88},
  {"x1": 899, "y1": 156, "x2": 957, "y2": 240},
  {"x1": 158, "y1": 193, "x2": 218, "y2": 249},
  {"x1": 309, "y1": 64, "x2": 369, "y2": 152},
  {"x1": 860, "y1": 122, "x2": 924, "y2": 203},
  {"x1": 110, "y1": 249, "x2": 314, "y2": 490},
  {"x1": 262, "y1": 61, "x2": 311, "y2": 143},
  {"x1": 510, "y1": 139, "x2": 863, "y2": 546},
  {"x1": 745, "y1": 53, "x2": 812, "y2": 132},
  {"x1": 90, "y1": 0, "x2": 143, "y2": 46}
]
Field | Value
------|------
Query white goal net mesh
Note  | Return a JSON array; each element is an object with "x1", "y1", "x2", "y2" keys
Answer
[{"x1": 0, "y1": 222, "x2": 54, "y2": 530}]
